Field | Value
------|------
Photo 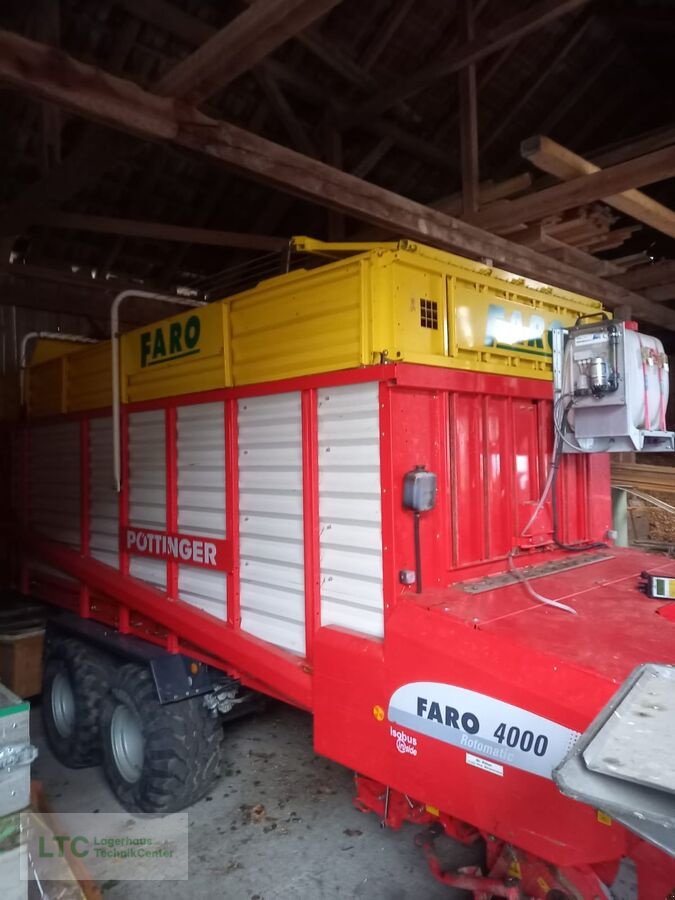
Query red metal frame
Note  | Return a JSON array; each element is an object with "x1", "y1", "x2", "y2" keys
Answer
[
  {"x1": 301, "y1": 389, "x2": 320, "y2": 661},
  {"x1": 12, "y1": 362, "x2": 674, "y2": 900},
  {"x1": 165, "y1": 405, "x2": 178, "y2": 603},
  {"x1": 225, "y1": 398, "x2": 240, "y2": 630}
]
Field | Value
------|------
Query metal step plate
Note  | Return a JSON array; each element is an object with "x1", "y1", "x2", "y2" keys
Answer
[
  {"x1": 583, "y1": 665, "x2": 675, "y2": 794},
  {"x1": 554, "y1": 664, "x2": 675, "y2": 858},
  {"x1": 457, "y1": 552, "x2": 613, "y2": 594}
]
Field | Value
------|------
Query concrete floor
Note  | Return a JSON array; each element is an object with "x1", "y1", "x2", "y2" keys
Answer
[{"x1": 30, "y1": 700, "x2": 478, "y2": 899}]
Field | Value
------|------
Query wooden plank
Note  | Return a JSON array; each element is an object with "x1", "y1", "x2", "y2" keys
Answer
[
  {"x1": 482, "y1": 15, "x2": 592, "y2": 155},
  {"x1": 643, "y1": 283, "x2": 675, "y2": 303},
  {"x1": 2, "y1": 30, "x2": 675, "y2": 330},
  {"x1": 611, "y1": 259, "x2": 675, "y2": 291},
  {"x1": 340, "y1": 0, "x2": 590, "y2": 127},
  {"x1": 154, "y1": 0, "x2": 343, "y2": 103},
  {"x1": 510, "y1": 227, "x2": 625, "y2": 277},
  {"x1": 32, "y1": 213, "x2": 287, "y2": 251},
  {"x1": 458, "y1": 0, "x2": 479, "y2": 214},
  {"x1": 536, "y1": 48, "x2": 619, "y2": 138},
  {"x1": 254, "y1": 68, "x2": 318, "y2": 158},
  {"x1": 612, "y1": 463, "x2": 675, "y2": 495},
  {"x1": 522, "y1": 135, "x2": 675, "y2": 239},
  {"x1": 471, "y1": 141, "x2": 675, "y2": 233},
  {"x1": 434, "y1": 173, "x2": 532, "y2": 215},
  {"x1": 592, "y1": 124, "x2": 675, "y2": 170},
  {"x1": 0, "y1": 0, "x2": 342, "y2": 237},
  {"x1": 359, "y1": 0, "x2": 415, "y2": 70}
]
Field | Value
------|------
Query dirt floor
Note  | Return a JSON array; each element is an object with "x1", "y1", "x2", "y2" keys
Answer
[{"x1": 29, "y1": 700, "x2": 478, "y2": 899}]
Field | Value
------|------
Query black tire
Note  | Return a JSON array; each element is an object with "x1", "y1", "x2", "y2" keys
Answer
[
  {"x1": 100, "y1": 663, "x2": 223, "y2": 813},
  {"x1": 42, "y1": 638, "x2": 112, "y2": 768}
]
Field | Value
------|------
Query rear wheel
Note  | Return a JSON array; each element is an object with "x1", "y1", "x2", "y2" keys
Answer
[
  {"x1": 101, "y1": 664, "x2": 223, "y2": 812},
  {"x1": 42, "y1": 638, "x2": 112, "y2": 768}
]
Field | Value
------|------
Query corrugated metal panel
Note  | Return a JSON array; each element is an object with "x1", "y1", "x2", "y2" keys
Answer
[
  {"x1": 238, "y1": 393, "x2": 305, "y2": 655},
  {"x1": 229, "y1": 260, "x2": 365, "y2": 385},
  {"x1": 27, "y1": 358, "x2": 64, "y2": 417},
  {"x1": 177, "y1": 401, "x2": 227, "y2": 618},
  {"x1": 449, "y1": 393, "x2": 553, "y2": 567},
  {"x1": 68, "y1": 344, "x2": 112, "y2": 412},
  {"x1": 128, "y1": 409, "x2": 166, "y2": 589},
  {"x1": 317, "y1": 382, "x2": 383, "y2": 638},
  {"x1": 28, "y1": 421, "x2": 80, "y2": 548},
  {"x1": 178, "y1": 567, "x2": 227, "y2": 621},
  {"x1": 89, "y1": 417, "x2": 119, "y2": 569},
  {"x1": 121, "y1": 304, "x2": 227, "y2": 403},
  {"x1": 177, "y1": 402, "x2": 226, "y2": 538}
]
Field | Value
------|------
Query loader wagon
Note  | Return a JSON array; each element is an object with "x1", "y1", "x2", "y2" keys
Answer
[{"x1": 4, "y1": 237, "x2": 675, "y2": 898}]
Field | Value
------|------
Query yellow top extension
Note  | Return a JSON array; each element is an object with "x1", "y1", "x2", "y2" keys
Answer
[{"x1": 20, "y1": 238, "x2": 603, "y2": 417}]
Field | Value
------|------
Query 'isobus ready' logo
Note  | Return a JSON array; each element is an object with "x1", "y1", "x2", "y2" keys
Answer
[{"x1": 140, "y1": 315, "x2": 201, "y2": 367}]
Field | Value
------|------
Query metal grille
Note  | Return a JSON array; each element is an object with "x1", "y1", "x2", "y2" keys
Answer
[
  {"x1": 177, "y1": 401, "x2": 227, "y2": 620},
  {"x1": 89, "y1": 417, "x2": 119, "y2": 569},
  {"x1": 28, "y1": 421, "x2": 80, "y2": 548},
  {"x1": 238, "y1": 392, "x2": 305, "y2": 656},
  {"x1": 420, "y1": 298, "x2": 439, "y2": 330},
  {"x1": 128, "y1": 409, "x2": 167, "y2": 589},
  {"x1": 318, "y1": 382, "x2": 384, "y2": 638}
]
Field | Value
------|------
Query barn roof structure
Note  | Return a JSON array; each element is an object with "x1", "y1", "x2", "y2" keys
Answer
[{"x1": 0, "y1": 0, "x2": 674, "y2": 340}]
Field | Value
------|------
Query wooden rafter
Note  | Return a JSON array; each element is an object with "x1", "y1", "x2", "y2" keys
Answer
[
  {"x1": 471, "y1": 142, "x2": 675, "y2": 233},
  {"x1": 0, "y1": 0, "x2": 343, "y2": 238},
  {"x1": 2, "y1": 30, "x2": 674, "y2": 331},
  {"x1": 482, "y1": 15, "x2": 592, "y2": 155},
  {"x1": 523, "y1": 136, "x2": 675, "y2": 239},
  {"x1": 458, "y1": 0, "x2": 479, "y2": 214},
  {"x1": 339, "y1": 0, "x2": 591, "y2": 128},
  {"x1": 155, "y1": 0, "x2": 342, "y2": 104},
  {"x1": 31, "y1": 213, "x2": 287, "y2": 252}
]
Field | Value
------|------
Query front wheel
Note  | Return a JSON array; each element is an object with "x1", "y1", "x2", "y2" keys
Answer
[{"x1": 100, "y1": 664, "x2": 223, "y2": 812}]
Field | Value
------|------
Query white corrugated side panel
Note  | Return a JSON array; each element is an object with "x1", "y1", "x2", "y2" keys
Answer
[
  {"x1": 238, "y1": 393, "x2": 305, "y2": 655},
  {"x1": 318, "y1": 382, "x2": 384, "y2": 638},
  {"x1": 177, "y1": 402, "x2": 227, "y2": 619},
  {"x1": 28, "y1": 421, "x2": 81, "y2": 548},
  {"x1": 89, "y1": 417, "x2": 119, "y2": 569},
  {"x1": 128, "y1": 409, "x2": 166, "y2": 590}
]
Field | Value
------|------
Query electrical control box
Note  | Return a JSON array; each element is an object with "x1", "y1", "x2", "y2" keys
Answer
[
  {"x1": 552, "y1": 318, "x2": 674, "y2": 453},
  {"x1": 403, "y1": 466, "x2": 437, "y2": 512}
]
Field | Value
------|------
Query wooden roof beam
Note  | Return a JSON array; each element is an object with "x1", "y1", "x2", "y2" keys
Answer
[
  {"x1": 469, "y1": 142, "x2": 675, "y2": 233},
  {"x1": 156, "y1": 0, "x2": 343, "y2": 104},
  {"x1": 31, "y1": 213, "x2": 287, "y2": 252},
  {"x1": 522, "y1": 136, "x2": 675, "y2": 239},
  {"x1": 2, "y1": 30, "x2": 675, "y2": 331},
  {"x1": 339, "y1": 0, "x2": 591, "y2": 129},
  {"x1": 458, "y1": 0, "x2": 479, "y2": 215},
  {"x1": 0, "y1": 0, "x2": 343, "y2": 238},
  {"x1": 612, "y1": 260, "x2": 675, "y2": 291}
]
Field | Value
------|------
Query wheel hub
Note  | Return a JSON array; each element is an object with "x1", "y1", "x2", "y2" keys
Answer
[
  {"x1": 51, "y1": 671, "x2": 75, "y2": 739},
  {"x1": 110, "y1": 704, "x2": 144, "y2": 784}
]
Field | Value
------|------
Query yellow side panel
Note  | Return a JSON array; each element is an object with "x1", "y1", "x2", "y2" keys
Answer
[
  {"x1": 384, "y1": 258, "x2": 448, "y2": 360},
  {"x1": 229, "y1": 258, "x2": 367, "y2": 385},
  {"x1": 448, "y1": 269, "x2": 595, "y2": 378},
  {"x1": 27, "y1": 358, "x2": 65, "y2": 416},
  {"x1": 382, "y1": 247, "x2": 601, "y2": 380},
  {"x1": 121, "y1": 304, "x2": 227, "y2": 403},
  {"x1": 30, "y1": 339, "x2": 91, "y2": 365},
  {"x1": 67, "y1": 343, "x2": 112, "y2": 411}
]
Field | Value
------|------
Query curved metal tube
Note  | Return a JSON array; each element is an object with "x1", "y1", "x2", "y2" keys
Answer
[{"x1": 111, "y1": 290, "x2": 206, "y2": 493}]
